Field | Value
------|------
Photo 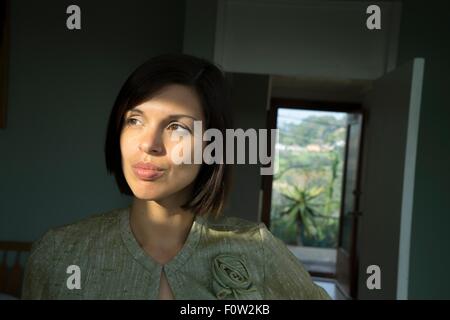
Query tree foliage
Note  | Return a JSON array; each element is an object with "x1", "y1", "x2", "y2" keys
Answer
[{"x1": 271, "y1": 113, "x2": 346, "y2": 248}]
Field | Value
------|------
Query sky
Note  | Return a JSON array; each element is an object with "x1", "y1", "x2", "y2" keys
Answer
[{"x1": 277, "y1": 108, "x2": 347, "y2": 127}]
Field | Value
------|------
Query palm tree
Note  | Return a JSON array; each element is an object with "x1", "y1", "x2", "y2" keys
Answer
[
  {"x1": 324, "y1": 151, "x2": 339, "y2": 215},
  {"x1": 279, "y1": 185, "x2": 326, "y2": 246}
]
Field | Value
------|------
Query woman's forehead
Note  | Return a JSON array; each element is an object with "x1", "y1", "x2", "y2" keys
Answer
[{"x1": 129, "y1": 84, "x2": 204, "y2": 119}]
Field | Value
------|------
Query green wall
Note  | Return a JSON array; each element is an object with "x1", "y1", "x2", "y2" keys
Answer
[
  {"x1": 0, "y1": 0, "x2": 185, "y2": 241},
  {"x1": 397, "y1": 1, "x2": 450, "y2": 299},
  {"x1": 183, "y1": 0, "x2": 218, "y2": 60}
]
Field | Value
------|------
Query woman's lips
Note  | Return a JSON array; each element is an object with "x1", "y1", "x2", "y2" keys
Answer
[{"x1": 132, "y1": 167, "x2": 164, "y2": 181}]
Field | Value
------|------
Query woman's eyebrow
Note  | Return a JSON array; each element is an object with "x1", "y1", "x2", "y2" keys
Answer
[
  {"x1": 128, "y1": 107, "x2": 199, "y2": 121},
  {"x1": 166, "y1": 114, "x2": 199, "y2": 121}
]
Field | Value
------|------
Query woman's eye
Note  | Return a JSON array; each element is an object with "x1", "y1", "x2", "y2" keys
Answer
[
  {"x1": 125, "y1": 118, "x2": 140, "y2": 126},
  {"x1": 167, "y1": 123, "x2": 191, "y2": 133}
]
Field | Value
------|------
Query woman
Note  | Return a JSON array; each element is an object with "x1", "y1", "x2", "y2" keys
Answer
[{"x1": 22, "y1": 53, "x2": 330, "y2": 300}]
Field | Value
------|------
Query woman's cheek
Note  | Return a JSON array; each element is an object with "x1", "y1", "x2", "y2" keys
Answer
[
  {"x1": 167, "y1": 135, "x2": 197, "y2": 164},
  {"x1": 176, "y1": 163, "x2": 202, "y2": 186},
  {"x1": 120, "y1": 131, "x2": 134, "y2": 156}
]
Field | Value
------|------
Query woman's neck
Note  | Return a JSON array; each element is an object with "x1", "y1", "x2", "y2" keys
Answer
[{"x1": 129, "y1": 198, "x2": 195, "y2": 263}]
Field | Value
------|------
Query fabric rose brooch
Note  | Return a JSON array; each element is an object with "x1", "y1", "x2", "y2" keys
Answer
[{"x1": 212, "y1": 254, "x2": 262, "y2": 300}]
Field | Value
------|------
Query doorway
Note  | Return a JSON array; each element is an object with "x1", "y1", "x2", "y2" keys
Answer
[{"x1": 261, "y1": 98, "x2": 363, "y2": 283}]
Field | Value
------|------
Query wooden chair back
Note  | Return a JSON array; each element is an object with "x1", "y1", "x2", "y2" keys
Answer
[{"x1": 0, "y1": 241, "x2": 32, "y2": 298}]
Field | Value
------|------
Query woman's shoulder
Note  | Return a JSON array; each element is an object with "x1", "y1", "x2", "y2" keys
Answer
[
  {"x1": 198, "y1": 214, "x2": 294, "y2": 254},
  {"x1": 22, "y1": 207, "x2": 128, "y2": 299},
  {"x1": 35, "y1": 207, "x2": 127, "y2": 250},
  {"x1": 54, "y1": 207, "x2": 124, "y2": 233},
  {"x1": 198, "y1": 215, "x2": 272, "y2": 248},
  {"x1": 201, "y1": 214, "x2": 265, "y2": 233}
]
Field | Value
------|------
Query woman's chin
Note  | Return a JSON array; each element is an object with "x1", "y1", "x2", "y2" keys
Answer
[{"x1": 131, "y1": 188, "x2": 166, "y2": 201}]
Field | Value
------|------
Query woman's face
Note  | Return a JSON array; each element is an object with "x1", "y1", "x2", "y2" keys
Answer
[{"x1": 120, "y1": 84, "x2": 205, "y2": 205}]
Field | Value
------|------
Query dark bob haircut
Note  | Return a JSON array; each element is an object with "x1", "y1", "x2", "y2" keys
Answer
[{"x1": 104, "y1": 53, "x2": 234, "y2": 218}]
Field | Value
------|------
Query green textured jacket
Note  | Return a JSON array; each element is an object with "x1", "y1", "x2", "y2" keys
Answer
[{"x1": 22, "y1": 207, "x2": 330, "y2": 300}]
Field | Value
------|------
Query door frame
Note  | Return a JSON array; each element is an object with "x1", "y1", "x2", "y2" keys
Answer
[
  {"x1": 261, "y1": 97, "x2": 362, "y2": 278},
  {"x1": 335, "y1": 111, "x2": 366, "y2": 299}
]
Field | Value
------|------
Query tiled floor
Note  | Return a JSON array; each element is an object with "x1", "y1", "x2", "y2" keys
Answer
[{"x1": 313, "y1": 278, "x2": 348, "y2": 300}]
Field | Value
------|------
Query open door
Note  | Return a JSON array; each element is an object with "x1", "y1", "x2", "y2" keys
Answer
[
  {"x1": 336, "y1": 58, "x2": 425, "y2": 299},
  {"x1": 336, "y1": 112, "x2": 364, "y2": 299}
]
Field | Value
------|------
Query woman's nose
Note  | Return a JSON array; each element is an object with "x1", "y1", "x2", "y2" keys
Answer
[{"x1": 138, "y1": 127, "x2": 165, "y2": 155}]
